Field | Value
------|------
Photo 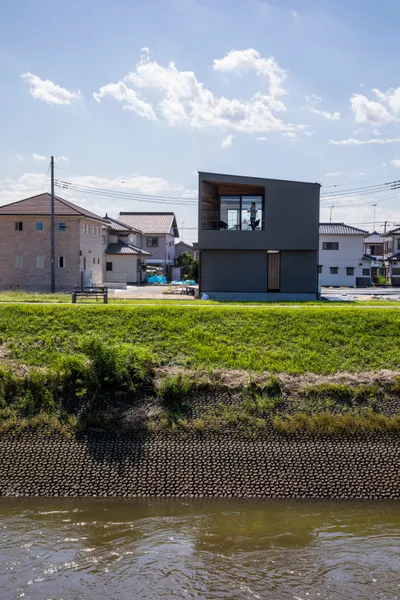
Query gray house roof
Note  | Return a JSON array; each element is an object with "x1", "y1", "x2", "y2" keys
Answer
[
  {"x1": 105, "y1": 241, "x2": 151, "y2": 256},
  {"x1": 319, "y1": 223, "x2": 368, "y2": 235},
  {"x1": 0, "y1": 193, "x2": 105, "y2": 222},
  {"x1": 364, "y1": 231, "x2": 385, "y2": 244},
  {"x1": 118, "y1": 212, "x2": 179, "y2": 237},
  {"x1": 104, "y1": 214, "x2": 142, "y2": 234},
  {"x1": 385, "y1": 227, "x2": 400, "y2": 236}
]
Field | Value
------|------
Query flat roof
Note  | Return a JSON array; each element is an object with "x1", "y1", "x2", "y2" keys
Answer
[{"x1": 198, "y1": 171, "x2": 321, "y2": 187}]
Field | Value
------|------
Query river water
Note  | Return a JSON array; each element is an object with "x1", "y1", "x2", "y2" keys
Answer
[{"x1": 0, "y1": 499, "x2": 399, "y2": 600}]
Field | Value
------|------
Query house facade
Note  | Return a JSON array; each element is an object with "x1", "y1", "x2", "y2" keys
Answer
[
  {"x1": 117, "y1": 212, "x2": 179, "y2": 273},
  {"x1": 319, "y1": 223, "x2": 372, "y2": 287},
  {"x1": 197, "y1": 172, "x2": 320, "y2": 300},
  {"x1": 0, "y1": 193, "x2": 104, "y2": 292},
  {"x1": 364, "y1": 232, "x2": 385, "y2": 283},
  {"x1": 383, "y1": 227, "x2": 400, "y2": 286},
  {"x1": 103, "y1": 215, "x2": 151, "y2": 285}
]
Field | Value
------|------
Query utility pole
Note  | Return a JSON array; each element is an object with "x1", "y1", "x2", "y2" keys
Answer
[
  {"x1": 181, "y1": 221, "x2": 185, "y2": 241},
  {"x1": 329, "y1": 205, "x2": 334, "y2": 223},
  {"x1": 50, "y1": 156, "x2": 55, "y2": 293},
  {"x1": 384, "y1": 221, "x2": 388, "y2": 234},
  {"x1": 372, "y1": 204, "x2": 377, "y2": 231}
]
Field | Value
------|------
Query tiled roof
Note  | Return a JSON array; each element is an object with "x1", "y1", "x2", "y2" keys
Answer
[
  {"x1": 364, "y1": 232, "x2": 385, "y2": 243},
  {"x1": 386, "y1": 227, "x2": 400, "y2": 236},
  {"x1": 319, "y1": 223, "x2": 368, "y2": 235},
  {"x1": 104, "y1": 214, "x2": 142, "y2": 233},
  {"x1": 0, "y1": 193, "x2": 105, "y2": 221},
  {"x1": 176, "y1": 241, "x2": 194, "y2": 250},
  {"x1": 105, "y1": 241, "x2": 151, "y2": 256},
  {"x1": 118, "y1": 212, "x2": 179, "y2": 237}
]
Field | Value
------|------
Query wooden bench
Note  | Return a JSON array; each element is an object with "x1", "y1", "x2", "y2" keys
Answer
[{"x1": 72, "y1": 286, "x2": 108, "y2": 304}]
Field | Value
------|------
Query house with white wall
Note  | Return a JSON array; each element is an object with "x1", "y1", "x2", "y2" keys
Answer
[
  {"x1": 103, "y1": 215, "x2": 151, "y2": 285},
  {"x1": 319, "y1": 223, "x2": 372, "y2": 287},
  {"x1": 364, "y1": 232, "x2": 385, "y2": 283},
  {"x1": 117, "y1": 212, "x2": 179, "y2": 273},
  {"x1": 383, "y1": 227, "x2": 400, "y2": 286}
]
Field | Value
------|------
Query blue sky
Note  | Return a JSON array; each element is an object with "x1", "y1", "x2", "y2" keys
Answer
[{"x1": 2, "y1": 0, "x2": 400, "y2": 241}]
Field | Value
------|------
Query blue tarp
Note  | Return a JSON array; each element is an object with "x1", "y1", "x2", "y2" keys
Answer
[{"x1": 147, "y1": 275, "x2": 168, "y2": 284}]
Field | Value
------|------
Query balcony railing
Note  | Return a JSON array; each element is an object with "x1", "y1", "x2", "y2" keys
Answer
[{"x1": 201, "y1": 211, "x2": 265, "y2": 231}]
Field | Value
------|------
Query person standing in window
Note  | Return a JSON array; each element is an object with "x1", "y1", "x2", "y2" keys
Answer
[{"x1": 248, "y1": 202, "x2": 258, "y2": 230}]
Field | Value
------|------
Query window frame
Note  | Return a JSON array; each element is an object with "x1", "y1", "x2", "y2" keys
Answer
[
  {"x1": 218, "y1": 194, "x2": 265, "y2": 231},
  {"x1": 146, "y1": 237, "x2": 159, "y2": 248},
  {"x1": 57, "y1": 222, "x2": 66, "y2": 232},
  {"x1": 36, "y1": 256, "x2": 45, "y2": 269},
  {"x1": 58, "y1": 256, "x2": 65, "y2": 269},
  {"x1": 346, "y1": 267, "x2": 355, "y2": 276},
  {"x1": 317, "y1": 265, "x2": 323, "y2": 274},
  {"x1": 330, "y1": 266, "x2": 339, "y2": 275},
  {"x1": 36, "y1": 221, "x2": 44, "y2": 231},
  {"x1": 323, "y1": 241, "x2": 339, "y2": 250},
  {"x1": 106, "y1": 261, "x2": 113, "y2": 272},
  {"x1": 15, "y1": 221, "x2": 23, "y2": 232},
  {"x1": 362, "y1": 267, "x2": 371, "y2": 276},
  {"x1": 14, "y1": 254, "x2": 22, "y2": 268}
]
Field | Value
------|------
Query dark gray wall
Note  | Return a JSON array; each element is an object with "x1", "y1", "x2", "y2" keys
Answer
[
  {"x1": 198, "y1": 172, "x2": 320, "y2": 251},
  {"x1": 201, "y1": 250, "x2": 268, "y2": 292},
  {"x1": 280, "y1": 251, "x2": 318, "y2": 293},
  {"x1": 201, "y1": 250, "x2": 318, "y2": 294}
]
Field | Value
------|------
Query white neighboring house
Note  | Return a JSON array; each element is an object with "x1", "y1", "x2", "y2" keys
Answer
[
  {"x1": 383, "y1": 226, "x2": 400, "y2": 286},
  {"x1": 103, "y1": 215, "x2": 151, "y2": 286},
  {"x1": 364, "y1": 232, "x2": 385, "y2": 283},
  {"x1": 117, "y1": 212, "x2": 179, "y2": 273},
  {"x1": 319, "y1": 223, "x2": 372, "y2": 287}
]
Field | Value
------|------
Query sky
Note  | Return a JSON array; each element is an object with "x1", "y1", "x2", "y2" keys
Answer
[{"x1": 2, "y1": 0, "x2": 400, "y2": 241}]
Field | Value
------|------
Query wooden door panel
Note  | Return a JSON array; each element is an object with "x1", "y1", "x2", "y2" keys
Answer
[{"x1": 268, "y1": 252, "x2": 280, "y2": 291}]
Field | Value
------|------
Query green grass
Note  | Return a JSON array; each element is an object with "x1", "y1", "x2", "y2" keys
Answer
[{"x1": 1, "y1": 304, "x2": 400, "y2": 373}]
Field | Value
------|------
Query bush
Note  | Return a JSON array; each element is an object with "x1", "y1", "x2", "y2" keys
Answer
[{"x1": 157, "y1": 373, "x2": 197, "y2": 417}]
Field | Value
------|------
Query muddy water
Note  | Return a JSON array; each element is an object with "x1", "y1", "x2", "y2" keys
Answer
[{"x1": 0, "y1": 498, "x2": 399, "y2": 599}]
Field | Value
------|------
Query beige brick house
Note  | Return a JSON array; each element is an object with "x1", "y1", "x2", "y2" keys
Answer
[{"x1": 0, "y1": 193, "x2": 105, "y2": 291}]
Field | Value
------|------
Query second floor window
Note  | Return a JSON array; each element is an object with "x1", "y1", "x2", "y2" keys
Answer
[
  {"x1": 58, "y1": 222, "x2": 66, "y2": 231},
  {"x1": 58, "y1": 256, "x2": 65, "y2": 268},
  {"x1": 397, "y1": 239, "x2": 400, "y2": 251},
  {"x1": 323, "y1": 242, "x2": 339, "y2": 250},
  {"x1": 147, "y1": 237, "x2": 159, "y2": 247},
  {"x1": 15, "y1": 221, "x2": 23, "y2": 231},
  {"x1": 36, "y1": 222, "x2": 44, "y2": 231},
  {"x1": 330, "y1": 267, "x2": 338, "y2": 274}
]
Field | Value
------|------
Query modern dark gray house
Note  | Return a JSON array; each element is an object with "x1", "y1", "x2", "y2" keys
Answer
[{"x1": 197, "y1": 172, "x2": 320, "y2": 300}]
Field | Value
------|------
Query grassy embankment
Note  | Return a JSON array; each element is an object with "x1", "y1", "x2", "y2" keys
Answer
[{"x1": 1, "y1": 304, "x2": 400, "y2": 435}]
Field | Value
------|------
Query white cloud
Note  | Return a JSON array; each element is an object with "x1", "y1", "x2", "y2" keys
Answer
[
  {"x1": 391, "y1": 159, "x2": 400, "y2": 168},
  {"x1": 257, "y1": 136, "x2": 267, "y2": 141},
  {"x1": 291, "y1": 9, "x2": 299, "y2": 18},
  {"x1": 21, "y1": 72, "x2": 81, "y2": 105},
  {"x1": 329, "y1": 137, "x2": 400, "y2": 146},
  {"x1": 281, "y1": 131, "x2": 297, "y2": 138},
  {"x1": 213, "y1": 48, "x2": 287, "y2": 98},
  {"x1": 353, "y1": 171, "x2": 365, "y2": 176},
  {"x1": 351, "y1": 88, "x2": 400, "y2": 125},
  {"x1": 16, "y1": 155, "x2": 24, "y2": 161},
  {"x1": 0, "y1": 171, "x2": 197, "y2": 208},
  {"x1": 32, "y1": 153, "x2": 46, "y2": 161},
  {"x1": 309, "y1": 107, "x2": 340, "y2": 120},
  {"x1": 221, "y1": 134, "x2": 233, "y2": 148},
  {"x1": 93, "y1": 48, "x2": 307, "y2": 135},
  {"x1": 93, "y1": 82, "x2": 157, "y2": 120},
  {"x1": 324, "y1": 171, "x2": 344, "y2": 177},
  {"x1": 372, "y1": 129, "x2": 381, "y2": 136},
  {"x1": 57, "y1": 155, "x2": 69, "y2": 162},
  {"x1": 306, "y1": 94, "x2": 340, "y2": 120}
]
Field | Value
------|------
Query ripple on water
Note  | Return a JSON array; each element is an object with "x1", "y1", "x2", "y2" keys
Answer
[{"x1": 0, "y1": 499, "x2": 399, "y2": 600}]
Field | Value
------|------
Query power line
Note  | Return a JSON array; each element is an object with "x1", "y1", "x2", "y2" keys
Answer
[
  {"x1": 321, "y1": 179, "x2": 400, "y2": 200},
  {"x1": 41, "y1": 161, "x2": 51, "y2": 193}
]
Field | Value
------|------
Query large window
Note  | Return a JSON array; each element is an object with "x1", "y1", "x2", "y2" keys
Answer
[
  {"x1": 219, "y1": 195, "x2": 263, "y2": 231},
  {"x1": 323, "y1": 242, "x2": 339, "y2": 250}
]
